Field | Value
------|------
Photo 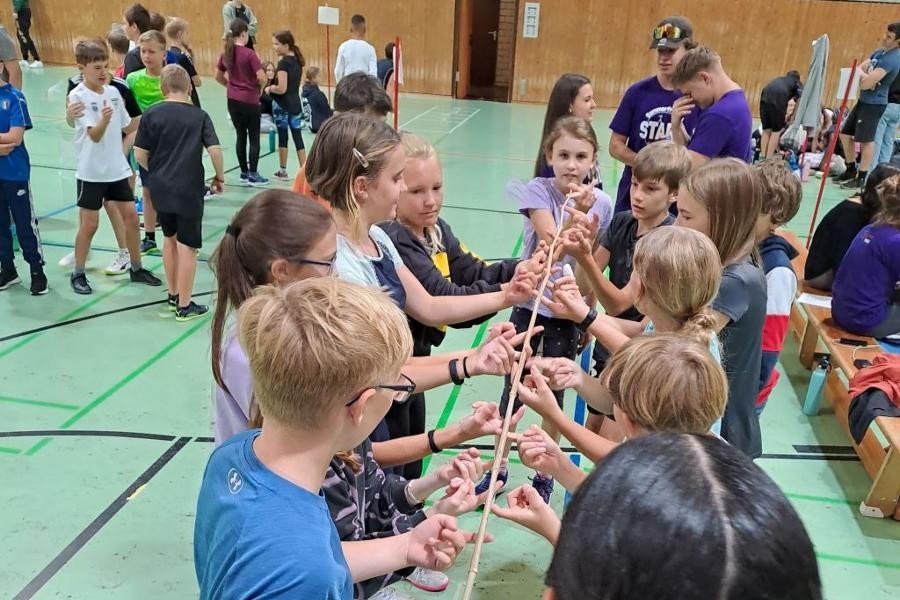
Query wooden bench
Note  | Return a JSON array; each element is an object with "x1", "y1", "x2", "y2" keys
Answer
[{"x1": 793, "y1": 298, "x2": 900, "y2": 520}]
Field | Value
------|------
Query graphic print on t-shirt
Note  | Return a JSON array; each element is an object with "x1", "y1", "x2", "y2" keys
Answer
[{"x1": 638, "y1": 105, "x2": 676, "y2": 143}]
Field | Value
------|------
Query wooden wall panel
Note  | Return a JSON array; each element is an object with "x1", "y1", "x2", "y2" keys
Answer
[
  {"x1": 513, "y1": 0, "x2": 900, "y2": 112},
  {"x1": 0, "y1": 1, "x2": 456, "y2": 95}
]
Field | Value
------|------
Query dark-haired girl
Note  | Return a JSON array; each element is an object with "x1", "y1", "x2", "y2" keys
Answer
[{"x1": 265, "y1": 30, "x2": 307, "y2": 180}]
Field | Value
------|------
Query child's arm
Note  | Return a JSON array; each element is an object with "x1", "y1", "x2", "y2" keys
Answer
[
  {"x1": 0, "y1": 125, "x2": 24, "y2": 146},
  {"x1": 491, "y1": 485, "x2": 561, "y2": 544},
  {"x1": 85, "y1": 101, "x2": 114, "y2": 143},
  {"x1": 528, "y1": 209, "x2": 560, "y2": 246},
  {"x1": 515, "y1": 425, "x2": 588, "y2": 492},
  {"x1": 608, "y1": 132, "x2": 637, "y2": 167},
  {"x1": 266, "y1": 64, "x2": 288, "y2": 95},
  {"x1": 133, "y1": 147, "x2": 149, "y2": 170},
  {"x1": 214, "y1": 67, "x2": 228, "y2": 87},
  {"x1": 206, "y1": 144, "x2": 226, "y2": 193},
  {"x1": 575, "y1": 246, "x2": 639, "y2": 316},
  {"x1": 334, "y1": 46, "x2": 345, "y2": 82}
]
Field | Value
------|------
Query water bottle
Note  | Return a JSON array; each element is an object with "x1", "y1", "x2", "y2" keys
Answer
[
  {"x1": 268, "y1": 129, "x2": 277, "y2": 153},
  {"x1": 802, "y1": 355, "x2": 830, "y2": 416}
]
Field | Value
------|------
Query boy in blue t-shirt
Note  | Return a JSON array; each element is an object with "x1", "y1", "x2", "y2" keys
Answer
[
  {"x1": 194, "y1": 278, "x2": 474, "y2": 599},
  {"x1": 0, "y1": 80, "x2": 46, "y2": 295}
]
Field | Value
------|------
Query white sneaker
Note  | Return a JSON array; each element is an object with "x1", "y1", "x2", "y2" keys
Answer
[
  {"x1": 370, "y1": 586, "x2": 417, "y2": 600},
  {"x1": 18, "y1": 59, "x2": 28, "y2": 69},
  {"x1": 406, "y1": 567, "x2": 449, "y2": 592},
  {"x1": 58, "y1": 251, "x2": 78, "y2": 268},
  {"x1": 29, "y1": 61, "x2": 44, "y2": 69},
  {"x1": 105, "y1": 251, "x2": 130, "y2": 276}
]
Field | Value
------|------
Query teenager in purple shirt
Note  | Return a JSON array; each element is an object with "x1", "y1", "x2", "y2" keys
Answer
[
  {"x1": 215, "y1": 19, "x2": 268, "y2": 186},
  {"x1": 609, "y1": 16, "x2": 698, "y2": 212},
  {"x1": 832, "y1": 175, "x2": 900, "y2": 338},
  {"x1": 671, "y1": 46, "x2": 752, "y2": 168}
]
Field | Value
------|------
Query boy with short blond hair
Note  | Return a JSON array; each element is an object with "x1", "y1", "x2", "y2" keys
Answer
[
  {"x1": 571, "y1": 141, "x2": 691, "y2": 433},
  {"x1": 195, "y1": 278, "x2": 473, "y2": 599},
  {"x1": 134, "y1": 64, "x2": 225, "y2": 321},
  {"x1": 67, "y1": 39, "x2": 161, "y2": 295},
  {"x1": 751, "y1": 159, "x2": 802, "y2": 413}
]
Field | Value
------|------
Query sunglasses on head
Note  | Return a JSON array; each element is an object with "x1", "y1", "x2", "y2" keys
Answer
[{"x1": 653, "y1": 24, "x2": 684, "y2": 41}]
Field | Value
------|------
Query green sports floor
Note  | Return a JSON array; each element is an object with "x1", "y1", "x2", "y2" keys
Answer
[{"x1": 1, "y1": 66, "x2": 898, "y2": 599}]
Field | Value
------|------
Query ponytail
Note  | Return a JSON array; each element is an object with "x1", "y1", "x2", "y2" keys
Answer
[
  {"x1": 679, "y1": 308, "x2": 718, "y2": 348},
  {"x1": 273, "y1": 30, "x2": 304, "y2": 69},
  {"x1": 224, "y1": 18, "x2": 249, "y2": 70},
  {"x1": 293, "y1": 44, "x2": 305, "y2": 69}
]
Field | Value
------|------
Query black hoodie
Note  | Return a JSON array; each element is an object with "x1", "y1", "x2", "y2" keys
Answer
[{"x1": 301, "y1": 82, "x2": 332, "y2": 133}]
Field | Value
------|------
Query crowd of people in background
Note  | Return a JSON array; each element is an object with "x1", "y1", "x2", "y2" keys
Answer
[{"x1": 2, "y1": 5, "x2": 900, "y2": 600}]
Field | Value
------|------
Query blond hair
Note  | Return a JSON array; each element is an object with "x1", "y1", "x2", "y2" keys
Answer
[
  {"x1": 165, "y1": 16, "x2": 188, "y2": 43},
  {"x1": 671, "y1": 46, "x2": 721, "y2": 87},
  {"x1": 751, "y1": 160, "x2": 802, "y2": 227},
  {"x1": 400, "y1": 132, "x2": 444, "y2": 253},
  {"x1": 305, "y1": 112, "x2": 401, "y2": 241},
  {"x1": 237, "y1": 278, "x2": 413, "y2": 430},
  {"x1": 680, "y1": 158, "x2": 761, "y2": 265},
  {"x1": 632, "y1": 227, "x2": 721, "y2": 347},
  {"x1": 602, "y1": 333, "x2": 728, "y2": 434},
  {"x1": 875, "y1": 173, "x2": 900, "y2": 228},
  {"x1": 160, "y1": 64, "x2": 191, "y2": 94},
  {"x1": 632, "y1": 141, "x2": 691, "y2": 192},
  {"x1": 138, "y1": 29, "x2": 166, "y2": 48}
]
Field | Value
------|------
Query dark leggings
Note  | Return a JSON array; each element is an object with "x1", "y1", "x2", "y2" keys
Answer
[
  {"x1": 15, "y1": 8, "x2": 39, "y2": 62},
  {"x1": 384, "y1": 392, "x2": 427, "y2": 479},
  {"x1": 278, "y1": 124, "x2": 305, "y2": 151},
  {"x1": 227, "y1": 98, "x2": 261, "y2": 173}
]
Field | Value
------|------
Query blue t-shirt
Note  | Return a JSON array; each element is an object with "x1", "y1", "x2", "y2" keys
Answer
[
  {"x1": 832, "y1": 224, "x2": 900, "y2": 333},
  {"x1": 688, "y1": 89, "x2": 752, "y2": 163},
  {"x1": 194, "y1": 429, "x2": 354, "y2": 600},
  {"x1": 609, "y1": 75, "x2": 698, "y2": 212},
  {"x1": 861, "y1": 48, "x2": 900, "y2": 105},
  {"x1": 0, "y1": 83, "x2": 32, "y2": 181}
]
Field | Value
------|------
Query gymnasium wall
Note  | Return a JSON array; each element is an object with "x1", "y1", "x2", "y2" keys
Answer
[
  {"x1": 0, "y1": 0, "x2": 456, "y2": 96},
  {"x1": 513, "y1": 0, "x2": 900, "y2": 109}
]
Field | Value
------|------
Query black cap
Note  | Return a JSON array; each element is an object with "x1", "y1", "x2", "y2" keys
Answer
[{"x1": 650, "y1": 16, "x2": 693, "y2": 50}]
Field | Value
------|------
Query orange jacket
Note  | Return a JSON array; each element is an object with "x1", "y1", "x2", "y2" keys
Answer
[
  {"x1": 848, "y1": 354, "x2": 900, "y2": 408},
  {"x1": 291, "y1": 166, "x2": 331, "y2": 212}
]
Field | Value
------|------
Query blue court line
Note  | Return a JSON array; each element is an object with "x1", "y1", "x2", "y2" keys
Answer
[{"x1": 564, "y1": 346, "x2": 591, "y2": 506}]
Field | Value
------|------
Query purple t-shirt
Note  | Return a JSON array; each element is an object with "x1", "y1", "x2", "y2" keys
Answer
[
  {"x1": 688, "y1": 89, "x2": 752, "y2": 163},
  {"x1": 832, "y1": 225, "x2": 900, "y2": 333},
  {"x1": 609, "y1": 75, "x2": 697, "y2": 212},
  {"x1": 216, "y1": 45, "x2": 263, "y2": 106},
  {"x1": 515, "y1": 177, "x2": 613, "y2": 317},
  {"x1": 214, "y1": 328, "x2": 254, "y2": 446}
]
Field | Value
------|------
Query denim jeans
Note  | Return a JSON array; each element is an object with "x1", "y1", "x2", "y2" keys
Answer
[{"x1": 872, "y1": 102, "x2": 900, "y2": 169}]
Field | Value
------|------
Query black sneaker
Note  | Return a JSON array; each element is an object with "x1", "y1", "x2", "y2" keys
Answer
[
  {"x1": 167, "y1": 293, "x2": 178, "y2": 312},
  {"x1": 0, "y1": 269, "x2": 21, "y2": 290},
  {"x1": 140, "y1": 237, "x2": 159, "y2": 255},
  {"x1": 175, "y1": 301, "x2": 209, "y2": 322},
  {"x1": 30, "y1": 270, "x2": 48, "y2": 295},
  {"x1": 840, "y1": 174, "x2": 865, "y2": 190},
  {"x1": 834, "y1": 165, "x2": 857, "y2": 182},
  {"x1": 129, "y1": 267, "x2": 162, "y2": 286},
  {"x1": 70, "y1": 272, "x2": 92, "y2": 295}
]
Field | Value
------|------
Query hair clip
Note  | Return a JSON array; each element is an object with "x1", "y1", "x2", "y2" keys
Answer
[
  {"x1": 226, "y1": 224, "x2": 241, "y2": 237},
  {"x1": 352, "y1": 148, "x2": 370, "y2": 169}
]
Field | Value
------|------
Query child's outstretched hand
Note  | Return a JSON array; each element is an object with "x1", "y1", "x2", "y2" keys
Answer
[
  {"x1": 502, "y1": 267, "x2": 540, "y2": 306},
  {"x1": 458, "y1": 401, "x2": 526, "y2": 440},
  {"x1": 567, "y1": 182, "x2": 595, "y2": 213},
  {"x1": 491, "y1": 484, "x2": 560, "y2": 544},
  {"x1": 406, "y1": 515, "x2": 488, "y2": 571},
  {"x1": 672, "y1": 94, "x2": 695, "y2": 123},
  {"x1": 66, "y1": 99, "x2": 86, "y2": 122},
  {"x1": 100, "y1": 100, "x2": 113, "y2": 124},
  {"x1": 469, "y1": 326, "x2": 542, "y2": 377},
  {"x1": 517, "y1": 364, "x2": 562, "y2": 418},
  {"x1": 517, "y1": 425, "x2": 569, "y2": 480},
  {"x1": 529, "y1": 356, "x2": 584, "y2": 391},
  {"x1": 557, "y1": 225, "x2": 593, "y2": 261},
  {"x1": 541, "y1": 276, "x2": 590, "y2": 323}
]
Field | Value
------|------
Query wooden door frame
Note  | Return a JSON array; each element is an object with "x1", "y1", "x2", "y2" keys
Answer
[{"x1": 453, "y1": 0, "x2": 519, "y2": 101}]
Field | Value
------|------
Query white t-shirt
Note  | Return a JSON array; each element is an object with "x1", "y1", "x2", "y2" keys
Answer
[
  {"x1": 335, "y1": 225, "x2": 403, "y2": 288},
  {"x1": 68, "y1": 83, "x2": 132, "y2": 182},
  {"x1": 334, "y1": 39, "x2": 378, "y2": 82}
]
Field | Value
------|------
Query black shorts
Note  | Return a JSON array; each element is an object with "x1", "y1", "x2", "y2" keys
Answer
[
  {"x1": 841, "y1": 102, "x2": 887, "y2": 143},
  {"x1": 158, "y1": 211, "x2": 202, "y2": 249},
  {"x1": 76, "y1": 178, "x2": 134, "y2": 211},
  {"x1": 759, "y1": 100, "x2": 787, "y2": 131}
]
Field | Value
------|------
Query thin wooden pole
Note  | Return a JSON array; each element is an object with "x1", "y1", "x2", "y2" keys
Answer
[{"x1": 461, "y1": 196, "x2": 575, "y2": 600}]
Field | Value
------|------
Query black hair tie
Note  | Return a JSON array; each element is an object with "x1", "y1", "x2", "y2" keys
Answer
[{"x1": 226, "y1": 224, "x2": 241, "y2": 237}]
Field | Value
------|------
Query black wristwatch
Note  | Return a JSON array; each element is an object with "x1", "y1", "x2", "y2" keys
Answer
[
  {"x1": 577, "y1": 308, "x2": 599, "y2": 332},
  {"x1": 449, "y1": 358, "x2": 465, "y2": 385},
  {"x1": 427, "y1": 429, "x2": 441, "y2": 454}
]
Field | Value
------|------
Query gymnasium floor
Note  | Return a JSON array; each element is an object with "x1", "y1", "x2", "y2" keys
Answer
[{"x1": 1, "y1": 66, "x2": 898, "y2": 600}]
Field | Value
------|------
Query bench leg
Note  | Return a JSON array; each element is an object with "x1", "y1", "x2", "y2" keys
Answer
[
  {"x1": 798, "y1": 321, "x2": 818, "y2": 369},
  {"x1": 859, "y1": 445, "x2": 900, "y2": 520}
]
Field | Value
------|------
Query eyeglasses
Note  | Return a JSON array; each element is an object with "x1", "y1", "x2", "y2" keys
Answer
[
  {"x1": 652, "y1": 24, "x2": 684, "y2": 41},
  {"x1": 346, "y1": 373, "x2": 417, "y2": 407},
  {"x1": 292, "y1": 255, "x2": 337, "y2": 275}
]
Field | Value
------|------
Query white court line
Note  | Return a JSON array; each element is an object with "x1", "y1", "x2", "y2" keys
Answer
[
  {"x1": 444, "y1": 108, "x2": 481, "y2": 136},
  {"x1": 398, "y1": 105, "x2": 439, "y2": 129}
]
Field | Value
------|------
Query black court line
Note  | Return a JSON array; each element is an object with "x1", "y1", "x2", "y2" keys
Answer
[
  {"x1": 759, "y1": 453, "x2": 860, "y2": 462},
  {"x1": 13, "y1": 436, "x2": 191, "y2": 600},
  {"x1": 194, "y1": 436, "x2": 214, "y2": 443},
  {"x1": 0, "y1": 430, "x2": 178, "y2": 442},
  {"x1": 0, "y1": 290, "x2": 214, "y2": 343},
  {"x1": 442, "y1": 204, "x2": 520, "y2": 215},
  {"x1": 793, "y1": 444, "x2": 857, "y2": 455},
  {"x1": 31, "y1": 164, "x2": 78, "y2": 172}
]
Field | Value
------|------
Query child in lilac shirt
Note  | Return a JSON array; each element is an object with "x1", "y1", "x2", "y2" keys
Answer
[{"x1": 832, "y1": 177, "x2": 900, "y2": 338}]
